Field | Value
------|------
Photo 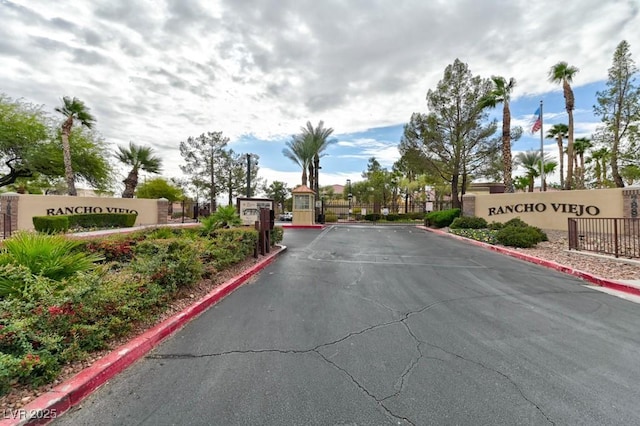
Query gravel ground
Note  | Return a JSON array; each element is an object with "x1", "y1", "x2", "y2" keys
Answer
[{"x1": 504, "y1": 229, "x2": 640, "y2": 281}]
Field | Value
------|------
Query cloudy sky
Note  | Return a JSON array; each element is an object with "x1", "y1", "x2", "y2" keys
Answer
[{"x1": 1, "y1": 0, "x2": 639, "y2": 194}]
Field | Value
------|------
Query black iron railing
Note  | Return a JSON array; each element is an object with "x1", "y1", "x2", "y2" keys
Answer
[{"x1": 568, "y1": 217, "x2": 640, "y2": 258}]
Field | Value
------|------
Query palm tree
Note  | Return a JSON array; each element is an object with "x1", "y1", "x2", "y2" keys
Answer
[
  {"x1": 588, "y1": 147, "x2": 611, "y2": 188},
  {"x1": 513, "y1": 176, "x2": 530, "y2": 192},
  {"x1": 116, "y1": 142, "x2": 163, "y2": 198},
  {"x1": 548, "y1": 62, "x2": 579, "y2": 190},
  {"x1": 479, "y1": 76, "x2": 517, "y2": 193},
  {"x1": 573, "y1": 137, "x2": 593, "y2": 189},
  {"x1": 546, "y1": 123, "x2": 568, "y2": 188},
  {"x1": 514, "y1": 151, "x2": 542, "y2": 192},
  {"x1": 55, "y1": 96, "x2": 96, "y2": 196},
  {"x1": 298, "y1": 121, "x2": 336, "y2": 194},
  {"x1": 282, "y1": 135, "x2": 314, "y2": 187}
]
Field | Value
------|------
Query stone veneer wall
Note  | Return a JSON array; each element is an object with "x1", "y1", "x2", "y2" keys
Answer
[{"x1": 622, "y1": 188, "x2": 640, "y2": 218}]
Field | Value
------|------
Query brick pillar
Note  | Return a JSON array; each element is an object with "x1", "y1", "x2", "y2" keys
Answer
[
  {"x1": 157, "y1": 198, "x2": 169, "y2": 224},
  {"x1": 462, "y1": 194, "x2": 476, "y2": 217},
  {"x1": 1, "y1": 193, "x2": 20, "y2": 236},
  {"x1": 622, "y1": 188, "x2": 639, "y2": 218}
]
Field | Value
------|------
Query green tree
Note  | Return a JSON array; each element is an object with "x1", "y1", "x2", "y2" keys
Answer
[
  {"x1": 621, "y1": 164, "x2": 640, "y2": 186},
  {"x1": 33, "y1": 126, "x2": 114, "y2": 193},
  {"x1": 548, "y1": 62, "x2": 579, "y2": 190},
  {"x1": 479, "y1": 76, "x2": 518, "y2": 192},
  {"x1": 573, "y1": 137, "x2": 593, "y2": 189},
  {"x1": 135, "y1": 177, "x2": 184, "y2": 201},
  {"x1": 217, "y1": 151, "x2": 262, "y2": 204},
  {"x1": 116, "y1": 142, "x2": 162, "y2": 198},
  {"x1": 262, "y1": 181, "x2": 291, "y2": 212},
  {"x1": 0, "y1": 95, "x2": 49, "y2": 187},
  {"x1": 404, "y1": 59, "x2": 497, "y2": 208},
  {"x1": 298, "y1": 121, "x2": 336, "y2": 194},
  {"x1": 594, "y1": 40, "x2": 640, "y2": 188},
  {"x1": 282, "y1": 135, "x2": 314, "y2": 187},
  {"x1": 179, "y1": 131, "x2": 229, "y2": 211},
  {"x1": 546, "y1": 123, "x2": 568, "y2": 188},
  {"x1": 514, "y1": 151, "x2": 542, "y2": 192},
  {"x1": 55, "y1": 96, "x2": 96, "y2": 196},
  {"x1": 587, "y1": 146, "x2": 612, "y2": 188}
]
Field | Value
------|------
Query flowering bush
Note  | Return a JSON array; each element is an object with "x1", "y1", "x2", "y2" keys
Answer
[{"x1": 0, "y1": 226, "x2": 266, "y2": 396}]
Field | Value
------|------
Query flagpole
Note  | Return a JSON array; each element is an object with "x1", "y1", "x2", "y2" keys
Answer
[{"x1": 539, "y1": 100, "x2": 545, "y2": 192}]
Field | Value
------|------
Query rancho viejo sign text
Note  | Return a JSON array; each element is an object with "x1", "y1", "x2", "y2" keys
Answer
[
  {"x1": 46, "y1": 206, "x2": 139, "y2": 216},
  {"x1": 488, "y1": 202, "x2": 600, "y2": 217}
]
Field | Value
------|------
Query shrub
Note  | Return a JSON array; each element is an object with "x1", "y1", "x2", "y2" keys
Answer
[
  {"x1": 68, "y1": 213, "x2": 137, "y2": 229},
  {"x1": 496, "y1": 226, "x2": 543, "y2": 248},
  {"x1": 32, "y1": 216, "x2": 70, "y2": 233},
  {"x1": 270, "y1": 227, "x2": 284, "y2": 244},
  {"x1": 132, "y1": 239, "x2": 203, "y2": 290},
  {"x1": 407, "y1": 212, "x2": 426, "y2": 220},
  {"x1": 324, "y1": 212, "x2": 338, "y2": 222},
  {"x1": 487, "y1": 221, "x2": 505, "y2": 230},
  {"x1": 503, "y1": 217, "x2": 529, "y2": 228},
  {"x1": 450, "y1": 216, "x2": 488, "y2": 229},
  {"x1": 0, "y1": 232, "x2": 104, "y2": 295},
  {"x1": 201, "y1": 205, "x2": 242, "y2": 234},
  {"x1": 425, "y1": 208, "x2": 461, "y2": 228},
  {"x1": 385, "y1": 214, "x2": 401, "y2": 221},
  {"x1": 364, "y1": 213, "x2": 381, "y2": 221},
  {"x1": 84, "y1": 237, "x2": 137, "y2": 264}
]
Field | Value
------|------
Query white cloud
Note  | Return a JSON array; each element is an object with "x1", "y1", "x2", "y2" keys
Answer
[{"x1": 1, "y1": 0, "x2": 638, "y2": 188}]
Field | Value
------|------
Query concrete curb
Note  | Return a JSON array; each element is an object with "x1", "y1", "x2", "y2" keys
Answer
[
  {"x1": 2, "y1": 246, "x2": 286, "y2": 426},
  {"x1": 282, "y1": 224, "x2": 325, "y2": 229},
  {"x1": 416, "y1": 226, "x2": 640, "y2": 297}
]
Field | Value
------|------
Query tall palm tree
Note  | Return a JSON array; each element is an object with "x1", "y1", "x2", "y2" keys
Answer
[
  {"x1": 479, "y1": 76, "x2": 517, "y2": 193},
  {"x1": 546, "y1": 123, "x2": 568, "y2": 188},
  {"x1": 116, "y1": 142, "x2": 163, "y2": 198},
  {"x1": 55, "y1": 96, "x2": 95, "y2": 196},
  {"x1": 573, "y1": 137, "x2": 593, "y2": 189},
  {"x1": 548, "y1": 62, "x2": 579, "y2": 190},
  {"x1": 298, "y1": 121, "x2": 336, "y2": 194},
  {"x1": 282, "y1": 135, "x2": 314, "y2": 187}
]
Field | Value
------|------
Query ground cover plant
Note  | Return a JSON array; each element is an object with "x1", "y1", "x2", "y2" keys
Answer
[{"x1": 0, "y1": 220, "x2": 281, "y2": 396}]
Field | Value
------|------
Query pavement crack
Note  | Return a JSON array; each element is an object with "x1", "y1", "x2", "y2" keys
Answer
[
  {"x1": 146, "y1": 348, "x2": 308, "y2": 359},
  {"x1": 423, "y1": 342, "x2": 555, "y2": 425},
  {"x1": 381, "y1": 321, "x2": 425, "y2": 403},
  {"x1": 315, "y1": 350, "x2": 416, "y2": 426}
]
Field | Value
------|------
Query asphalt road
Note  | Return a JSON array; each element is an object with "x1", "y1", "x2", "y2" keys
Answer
[{"x1": 54, "y1": 225, "x2": 640, "y2": 425}]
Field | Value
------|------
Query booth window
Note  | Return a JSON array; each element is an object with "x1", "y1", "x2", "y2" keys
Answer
[{"x1": 294, "y1": 194, "x2": 310, "y2": 210}]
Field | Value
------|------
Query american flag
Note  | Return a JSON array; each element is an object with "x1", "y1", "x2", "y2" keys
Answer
[{"x1": 530, "y1": 107, "x2": 542, "y2": 134}]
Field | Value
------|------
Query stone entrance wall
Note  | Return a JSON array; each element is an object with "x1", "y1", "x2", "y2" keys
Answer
[
  {"x1": 0, "y1": 193, "x2": 168, "y2": 232},
  {"x1": 462, "y1": 187, "x2": 639, "y2": 231}
]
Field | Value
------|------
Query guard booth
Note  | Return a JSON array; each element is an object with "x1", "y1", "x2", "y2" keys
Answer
[{"x1": 292, "y1": 185, "x2": 316, "y2": 226}]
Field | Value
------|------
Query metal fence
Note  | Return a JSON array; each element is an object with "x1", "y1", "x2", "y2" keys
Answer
[
  {"x1": 323, "y1": 201, "x2": 436, "y2": 220},
  {"x1": 568, "y1": 217, "x2": 640, "y2": 259}
]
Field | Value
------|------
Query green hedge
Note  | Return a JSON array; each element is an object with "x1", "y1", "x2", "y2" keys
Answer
[
  {"x1": 69, "y1": 213, "x2": 137, "y2": 229},
  {"x1": 425, "y1": 208, "x2": 461, "y2": 228},
  {"x1": 33, "y1": 213, "x2": 137, "y2": 232},
  {"x1": 32, "y1": 216, "x2": 70, "y2": 233}
]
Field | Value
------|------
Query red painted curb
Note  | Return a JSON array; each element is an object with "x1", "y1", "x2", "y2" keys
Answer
[
  {"x1": 2, "y1": 246, "x2": 286, "y2": 426},
  {"x1": 416, "y1": 226, "x2": 640, "y2": 297}
]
